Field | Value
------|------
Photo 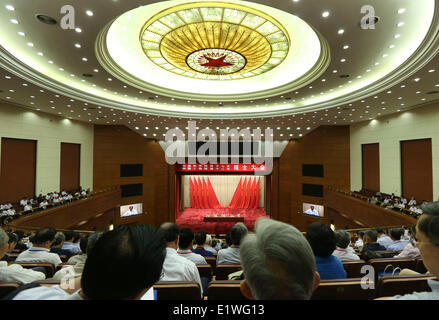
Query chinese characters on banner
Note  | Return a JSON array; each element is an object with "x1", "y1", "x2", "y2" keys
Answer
[{"x1": 176, "y1": 163, "x2": 267, "y2": 173}]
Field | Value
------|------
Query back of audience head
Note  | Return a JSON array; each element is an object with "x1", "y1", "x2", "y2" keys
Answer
[
  {"x1": 416, "y1": 201, "x2": 439, "y2": 276},
  {"x1": 79, "y1": 235, "x2": 88, "y2": 253},
  {"x1": 374, "y1": 227, "x2": 384, "y2": 235},
  {"x1": 240, "y1": 218, "x2": 319, "y2": 300},
  {"x1": 158, "y1": 222, "x2": 179, "y2": 248},
  {"x1": 85, "y1": 232, "x2": 103, "y2": 256},
  {"x1": 334, "y1": 230, "x2": 351, "y2": 249},
  {"x1": 306, "y1": 222, "x2": 336, "y2": 258},
  {"x1": 194, "y1": 230, "x2": 207, "y2": 246},
  {"x1": 51, "y1": 232, "x2": 65, "y2": 248},
  {"x1": 357, "y1": 231, "x2": 365, "y2": 239},
  {"x1": 33, "y1": 227, "x2": 57, "y2": 247},
  {"x1": 81, "y1": 224, "x2": 166, "y2": 300},
  {"x1": 178, "y1": 228, "x2": 194, "y2": 250},
  {"x1": 64, "y1": 230, "x2": 75, "y2": 242},
  {"x1": 364, "y1": 229, "x2": 378, "y2": 243},
  {"x1": 0, "y1": 228, "x2": 9, "y2": 258},
  {"x1": 230, "y1": 222, "x2": 248, "y2": 246},
  {"x1": 389, "y1": 228, "x2": 404, "y2": 241}
]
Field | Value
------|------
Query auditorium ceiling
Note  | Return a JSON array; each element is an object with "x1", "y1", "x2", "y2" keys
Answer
[{"x1": 0, "y1": 0, "x2": 438, "y2": 140}]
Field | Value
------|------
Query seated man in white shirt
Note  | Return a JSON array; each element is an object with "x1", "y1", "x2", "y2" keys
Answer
[
  {"x1": 62, "y1": 231, "x2": 81, "y2": 255},
  {"x1": 375, "y1": 227, "x2": 394, "y2": 249},
  {"x1": 387, "y1": 228, "x2": 409, "y2": 252},
  {"x1": 333, "y1": 230, "x2": 360, "y2": 261},
  {"x1": 121, "y1": 206, "x2": 138, "y2": 217},
  {"x1": 20, "y1": 199, "x2": 28, "y2": 207},
  {"x1": 13, "y1": 224, "x2": 166, "y2": 300},
  {"x1": 204, "y1": 234, "x2": 217, "y2": 254},
  {"x1": 177, "y1": 228, "x2": 207, "y2": 265},
  {"x1": 217, "y1": 222, "x2": 248, "y2": 265},
  {"x1": 304, "y1": 206, "x2": 320, "y2": 217},
  {"x1": 23, "y1": 203, "x2": 32, "y2": 212},
  {"x1": 408, "y1": 196, "x2": 417, "y2": 207},
  {"x1": 0, "y1": 227, "x2": 46, "y2": 284},
  {"x1": 15, "y1": 226, "x2": 62, "y2": 269},
  {"x1": 159, "y1": 222, "x2": 203, "y2": 298}
]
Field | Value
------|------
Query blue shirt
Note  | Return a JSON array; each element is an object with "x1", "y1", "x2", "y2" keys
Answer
[
  {"x1": 61, "y1": 242, "x2": 80, "y2": 255},
  {"x1": 192, "y1": 247, "x2": 214, "y2": 257},
  {"x1": 387, "y1": 240, "x2": 409, "y2": 252},
  {"x1": 315, "y1": 255, "x2": 347, "y2": 280}
]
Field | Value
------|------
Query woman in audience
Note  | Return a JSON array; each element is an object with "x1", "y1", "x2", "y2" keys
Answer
[
  {"x1": 0, "y1": 227, "x2": 46, "y2": 284},
  {"x1": 393, "y1": 225, "x2": 421, "y2": 259},
  {"x1": 333, "y1": 230, "x2": 360, "y2": 261},
  {"x1": 306, "y1": 222, "x2": 347, "y2": 279}
]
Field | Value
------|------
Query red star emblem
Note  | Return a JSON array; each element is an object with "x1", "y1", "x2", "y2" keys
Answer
[{"x1": 200, "y1": 55, "x2": 234, "y2": 68}]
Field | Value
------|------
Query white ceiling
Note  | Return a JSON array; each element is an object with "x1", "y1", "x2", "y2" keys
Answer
[{"x1": 0, "y1": 0, "x2": 439, "y2": 141}]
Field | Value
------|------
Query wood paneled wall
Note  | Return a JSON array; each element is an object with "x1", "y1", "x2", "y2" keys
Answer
[
  {"x1": 60, "y1": 143, "x2": 80, "y2": 192},
  {"x1": 93, "y1": 125, "x2": 174, "y2": 227},
  {"x1": 274, "y1": 126, "x2": 351, "y2": 231},
  {"x1": 362, "y1": 143, "x2": 380, "y2": 192},
  {"x1": 0, "y1": 138, "x2": 36, "y2": 202},
  {"x1": 401, "y1": 139, "x2": 433, "y2": 202}
]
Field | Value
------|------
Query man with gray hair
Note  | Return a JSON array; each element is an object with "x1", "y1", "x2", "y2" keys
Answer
[
  {"x1": 217, "y1": 222, "x2": 248, "y2": 265},
  {"x1": 0, "y1": 227, "x2": 46, "y2": 284},
  {"x1": 239, "y1": 218, "x2": 320, "y2": 300},
  {"x1": 384, "y1": 201, "x2": 439, "y2": 299},
  {"x1": 333, "y1": 230, "x2": 360, "y2": 262}
]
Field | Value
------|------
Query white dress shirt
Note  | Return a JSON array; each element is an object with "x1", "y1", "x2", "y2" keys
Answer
[
  {"x1": 122, "y1": 209, "x2": 138, "y2": 217},
  {"x1": 305, "y1": 209, "x2": 320, "y2": 216},
  {"x1": 0, "y1": 261, "x2": 46, "y2": 284},
  {"x1": 332, "y1": 247, "x2": 361, "y2": 262},
  {"x1": 408, "y1": 199, "x2": 417, "y2": 206},
  {"x1": 216, "y1": 246, "x2": 241, "y2": 265},
  {"x1": 12, "y1": 286, "x2": 83, "y2": 300},
  {"x1": 204, "y1": 244, "x2": 217, "y2": 254},
  {"x1": 15, "y1": 247, "x2": 62, "y2": 267},
  {"x1": 354, "y1": 238, "x2": 363, "y2": 249},
  {"x1": 162, "y1": 247, "x2": 202, "y2": 297},
  {"x1": 24, "y1": 204, "x2": 32, "y2": 211},
  {"x1": 177, "y1": 249, "x2": 207, "y2": 265}
]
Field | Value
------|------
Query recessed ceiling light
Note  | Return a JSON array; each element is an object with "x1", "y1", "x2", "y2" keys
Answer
[
  {"x1": 414, "y1": 78, "x2": 421, "y2": 82},
  {"x1": 389, "y1": 45, "x2": 395, "y2": 49},
  {"x1": 398, "y1": 8, "x2": 406, "y2": 14},
  {"x1": 18, "y1": 32, "x2": 25, "y2": 36},
  {"x1": 428, "y1": 69, "x2": 435, "y2": 73},
  {"x1": 394, "y1": 34, "x2": 401, "y2": 39},
  {"x1": 338, "y1": 29, "x2": 345, "y2": 34},
  {"x1": 85, "y1": 10, "x2": 94, "y2": 16},
  {"x1": 10, "y1": 19, "x2": 18, "y2": 24},
  {"x1": 82, "y1": 57, "x2": 88, "y2": 62},
  {"x1": 333, "y1": 70, "x2": 338, "y2": 73},
  {"x1": 74, "y1": 43, "x2": 81, "y2": 48},
  {"x1": 322, "y1": 11, "x2": 330, "y2": 18},
  {"x1": 397, "y1": 22, "x2": 405, "y2": 27},
  {"x1": 340, "y1": 58, "x2": 346, "y2": 62},
  {"x1": 343, "y1": 45, "x2": 349, "y2": 49},
  {"x1": 37, "y1": 52, "x2": 43, "y2": 56},
  {"x1": 75, "y1": 27, "x2": 82, "y2": 33},
  {"x1": 5, "y1": 5, "x2": 15, "y2": 11}
]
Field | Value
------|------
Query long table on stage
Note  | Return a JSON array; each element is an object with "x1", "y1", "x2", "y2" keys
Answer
[{"x1": 203, "y1": 216, "x2": 245, "y2": 223}]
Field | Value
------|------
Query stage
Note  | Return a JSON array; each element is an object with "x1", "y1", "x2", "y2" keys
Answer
[{"x1": 176, "y1": 208, "x2": 268, "y2": 234}]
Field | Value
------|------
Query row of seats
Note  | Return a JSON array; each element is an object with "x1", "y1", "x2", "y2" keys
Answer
[{"x1": 1, "y1": 274, "x2": 435, "y2": 300}]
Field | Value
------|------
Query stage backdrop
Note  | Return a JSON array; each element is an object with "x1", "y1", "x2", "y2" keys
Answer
[{"x1": 182, "y1": 175, "x2": 265, "y2": 209}]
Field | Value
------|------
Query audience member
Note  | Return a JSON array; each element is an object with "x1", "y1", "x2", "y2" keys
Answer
[
  {"x1": 375, "y1": 227, "x2": 394, "y2": 249},
  {"x1": 50, "y1": 232, "x2": 73, "y2": 258},
  {"x1": 394, "y1": 226, "x2": 420, "y2": 259},
  {"x1": 204, "y1": 234, "x2": 217, "y2": 254},
  {"x1": 15, "y1": 227, "x2": 62, "y2": 267},
  {"x1": 387, "y1": 228, "x2": 409, "y2": 252},
  {"x1": 158, "y1": 223, "x2": 203, "y2": 297},
  {"x1": 239, "y1": 218, "x2": 320, "y2": 300},
  {"x1": 13, "y1": 230, "x2": 28, "y2": 251},
  {"x1": 192, "y1": 230, "x2": 215, "y2": 257},
  {"x1": 13, "y1": 224, "x2": 166, "y2": 300},
  {"x1": 354, "y1": 231, "x2": 365, "y2": 250},
  {"x1": 177, "y1": 228, "x2": 207, "y2": 265},
  {"x1": 333, "y1": 230, "x2": 360, "y2": 261},
  {"x1": 306, "y1": 222, "x2": 347, "y2": 279},
  {"x1": 0, "y1": 227, "x2": 46, "y2": 284},
  {"x1": 1, "y1": 232, "x2": 18, "y2": 262},
  {"x1": 217, "y1": 222, "x2": 248, "y2": 265},
  {"x1": 62, "y1": 231, "x2": 81, "y2": 255},
  {"x1": 361, "y1": 229, "x2": 388, "y2": 257},
  {"x1": 385, "y1": 201, "x2": 439, "y2": 299}
]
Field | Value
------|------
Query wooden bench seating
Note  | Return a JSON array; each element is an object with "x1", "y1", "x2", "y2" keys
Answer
[
  {"x1": 153, "y1": 281, "x2": 201, "y2": 300},
  {"x1": 214, "y1": 265, "x2": 242, "y2": 280},
  {"x1": 207, "y1": 280, "x2": 248, "y2": 300},
  {"x1": 376, "y1": 274, "x2": 437, "y2": 298},
  {"x1": 311, "y1": 278, "x2": 376, "y2": 300}
]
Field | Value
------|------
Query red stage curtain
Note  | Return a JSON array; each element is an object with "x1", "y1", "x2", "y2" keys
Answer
[
  {"x1": 227, "y1": 178, "x2": 242, "y2": 209},
  {"x1": 244, "y1": 178, "x2": 252, "y2": 209},
  {"x1": 208, "y1": 178, "x2": 222, "y2": 209},
  {"x1": 253, "y1": 178, "x2": 260, "y2": 209},
  {"x1": 197, "y1": 177, "x2": 203, "y2": 209},
  {"x1": 202, "y1": 178, "x2": 209, "y2": 209},
  {"x1": 237, "y1": 178, "x2": 248, "y2": 209}
]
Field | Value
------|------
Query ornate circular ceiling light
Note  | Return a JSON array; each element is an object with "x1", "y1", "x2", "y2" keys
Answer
[
  {"x1": 140, "y1": 3, "x2": 290, "y2": 80},
  {"x1": 96, "y1": 0, "x2": 330, "y2": 101}
]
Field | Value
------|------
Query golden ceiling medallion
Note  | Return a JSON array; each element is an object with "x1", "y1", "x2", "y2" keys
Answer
[{"x1": 140, "y1": 2, "x2": 290, "y2": 80}]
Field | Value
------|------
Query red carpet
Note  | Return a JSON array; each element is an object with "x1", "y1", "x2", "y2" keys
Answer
[{"x1": 176, "y1": 208, "x2": 268, "y2": 234}]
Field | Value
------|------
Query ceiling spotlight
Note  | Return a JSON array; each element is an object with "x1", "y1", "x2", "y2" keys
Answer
[
  {"x1": 75, "y1": 27, "x2": 82, "y2": 33},
  {"x1": 10, "y1": 19, "x2": 18, "y2": 24},
  {"x1": 27, "y1": 42, "x2": 34, "y2": 47},
  {"x1": 85, "y1": 10, "x2": 94, "y2": 16},
  {"x1": 398, "y1": 8, "x2": 406, "y2": 14},
  {"x1": 18, "y1": 31, "x2": 25, "y2": 36},
  {"x1": 36, "y1": 14, "x2": 57, "y2": 25},
  {"x1": 338, "y1": 29, "x2": 345, "y2": 34},
  {"x1": 74, "y1": 43, "x2": 81, "y2": 48},
  {"x1": 82, "y1": 57, "x2": 88, "y2": 62},
  {"x1": 5, "y1": 4, "x2": 15, "y2": 11},
  {"x1": 322, "y1": 11, "x2": 330, "y2": 18},
  {"x1": 397, "y1": 22, "x2": 405, "y2": 27},
  {"x1": 414, "y1": 78, "x2": 421, "y2": 82},
  {"x1": 394, "y1": 34, "x2": 401, "y2": 39},
  {"x1": 343, "y1": 45, "x2": 349, "y2": 49}
]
